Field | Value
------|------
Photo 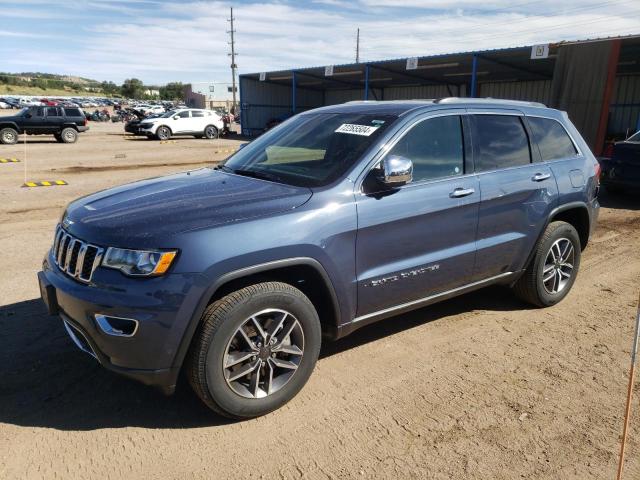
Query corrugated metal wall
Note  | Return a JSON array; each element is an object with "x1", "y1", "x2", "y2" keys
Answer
[
  {"x1": 325, "y1": 89, "x2": 365, "y2": 105},
  {"x1": 384, "y1": 84, "x2": 458, "y2": 100},
  {"x1": 479, "y1": 80, "x2": 551, "y2": 104},
  {"x1": 240, "y1": 77, "x2": 323, "y2": 135},
  {"x1": 609, "y1": 75, "x2": 640, "y2": 136}
]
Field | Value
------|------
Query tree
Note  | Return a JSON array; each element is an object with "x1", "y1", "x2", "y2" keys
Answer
[
  {"x1": 101, "y1": 81, "x2": 119, "y2": 96},
  {"x1": 121, "y1": 78, "x2": 144, "y2": 99},
  {"x1": 159, "y1": 82, "x2": 185, "y2": 100}
]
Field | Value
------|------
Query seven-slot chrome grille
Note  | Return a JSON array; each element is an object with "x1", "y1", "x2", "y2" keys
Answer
[{"x1": 52, "y1": 226, "x2": 104, "y2": 283}]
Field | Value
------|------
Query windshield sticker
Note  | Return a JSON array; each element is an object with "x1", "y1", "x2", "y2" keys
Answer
[{"x1": 335, "y1": 123, "x2": 380, "y2": 136}]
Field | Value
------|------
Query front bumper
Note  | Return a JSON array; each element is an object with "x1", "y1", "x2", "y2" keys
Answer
[{"x1": 39, "y1": 250, "x2": 208, "y2": 392}]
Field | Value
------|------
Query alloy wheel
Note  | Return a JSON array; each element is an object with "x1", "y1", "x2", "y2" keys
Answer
[
  {"x1": 2, "y1": 130, "x2": 16, "y2": 143},
  {"x1": 223, "y1": 308, "x2": 304, "y2": 399},
  {"x1": 542, "y1": 237, "x2": 575, "y2": 294}
]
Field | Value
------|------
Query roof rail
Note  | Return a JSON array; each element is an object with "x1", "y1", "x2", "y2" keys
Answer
[{"x1": 434, "y1": 97, "x2": 546, "y2": 108}]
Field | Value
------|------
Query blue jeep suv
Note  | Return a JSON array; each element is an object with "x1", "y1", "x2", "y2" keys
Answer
[{"x1": 38, "y1": 98, "x2": 600, "y2": 418}]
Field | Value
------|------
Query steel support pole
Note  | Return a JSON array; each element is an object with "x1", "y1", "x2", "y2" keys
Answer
[
  {"x1": 292, "y1": 71, "x2": 297, "y2": 113},
  {"x1": 470, "y1": 53, "x2": 478, "y2": 98},
  {"x1": 364, "y1": 64, "x2": 369, "y2": 101}
]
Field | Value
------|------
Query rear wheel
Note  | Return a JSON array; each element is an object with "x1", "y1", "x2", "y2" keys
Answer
[
  {"x1": 60, "y1": 128, "x2": 78, "y2": 144},
  {"x1": 186, "y1": 282, "x2": 321, "y2": 418},
  {"x1": 513, "y1": 221, "x2": 581, "y2": 307},
  {"x1": 0, "y1": 127, "x2": 18, "y2": 145},
  {"x1": 203, "y1": 125, "x2": 218, "y2": 139}
]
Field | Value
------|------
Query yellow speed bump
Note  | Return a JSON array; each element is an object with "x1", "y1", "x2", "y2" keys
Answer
[
  {"x1": 213, "y1": 149, "x2": 238, "y2": 154},
  {"x1": 22, "y1": 180, "x2": 68, "y2": 188},
  {"x1": 0, "y1": 158, "x2": 20, "y2": 163}
]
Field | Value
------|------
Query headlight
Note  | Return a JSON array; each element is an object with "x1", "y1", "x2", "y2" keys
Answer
[{"x1": 102, "y1": 247, "x2": 177, "y2": 276}]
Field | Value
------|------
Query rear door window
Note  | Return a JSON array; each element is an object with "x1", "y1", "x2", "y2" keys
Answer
[
  {"x1": 386, "y1": 115, "x2": 465, "y2": 182},
  {"x1": 45, "y1": 107, "x2": 60, "y2": 117},
  {"x1": 178, "y1": 111, "x2": 190, "y2": 118},
  {"x1": 527, "y1": 117, "x2": 578, "y2": 161},
  {"x1": 472, "y1": 115, "x2": 531, "y2": 172}
]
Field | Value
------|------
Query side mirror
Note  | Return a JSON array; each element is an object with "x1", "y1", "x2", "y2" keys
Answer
[{"x1": 377, "y1": 155, "x2": 413, "y2": 187}]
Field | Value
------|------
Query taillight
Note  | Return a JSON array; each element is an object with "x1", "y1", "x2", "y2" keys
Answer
[{"x1": 594, "y1": 162, "x2": 601, "y2": 183}]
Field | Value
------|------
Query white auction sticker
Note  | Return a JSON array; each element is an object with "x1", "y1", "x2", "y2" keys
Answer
[{"x1": 335, "y1": 124, "x2": 380, "y2": 136}]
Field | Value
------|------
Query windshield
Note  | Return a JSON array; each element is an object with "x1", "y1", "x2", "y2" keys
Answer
[
  {"x1": 222, "y1": 112, "x2": 397, "y2": 187},
  {"x1": 160, "y1": 110, "x2": 176, "y2": 118},
  {"x1": 627, "y1": 131, "x2": 640, "y2": 142}
]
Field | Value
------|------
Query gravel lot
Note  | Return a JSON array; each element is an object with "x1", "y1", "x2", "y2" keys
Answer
[{"x1": 0, "y1": 119, "x2": 639, "y2": 479}]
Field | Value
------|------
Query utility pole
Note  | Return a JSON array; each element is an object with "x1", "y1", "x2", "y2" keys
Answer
[
  {"x1": 355, "y1": 28, "x2": 360, "y2": 63},
  {"x1": 227, "y1": 7, "x2": 238, "y2": 113}
]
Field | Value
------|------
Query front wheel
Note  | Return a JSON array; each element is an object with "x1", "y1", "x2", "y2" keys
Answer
[
  {"x1": 513, "y1": 221, "x2": 581, "y2": 307},
  {"x1": 0, "y1": 127, "x2": 18, "y2": 145},
  {"x1": 155, "y1": 126, "x2": 171, "y2": 140},
  {"x1": 186, "y1": 282, "x2": 321, "y2": 418}
]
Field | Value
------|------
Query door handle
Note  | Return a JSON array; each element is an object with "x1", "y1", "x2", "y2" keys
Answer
[
  {"x1": 450, "y1": 187, "x2": 475, "y2": 198},
  {"x1": 532, "y1": 172, "x2": 551, "y2": 182}
]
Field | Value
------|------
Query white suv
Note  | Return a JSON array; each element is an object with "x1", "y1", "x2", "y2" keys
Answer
[{"x1": 139, "y1": 108, "x2": 224, "y2": 140}]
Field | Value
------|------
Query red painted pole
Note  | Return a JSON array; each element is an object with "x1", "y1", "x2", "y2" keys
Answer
[
  {"x1": 595, "y1": 39, "x2": 621, "y2": 156},
  {"x1": 616, "y1": 290, "x2": 640, "y2": 480}
]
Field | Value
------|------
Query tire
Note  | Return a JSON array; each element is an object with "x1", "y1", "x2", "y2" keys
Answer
[
  {"x1": 0, "y1": 127, "x2": 18, "y2": 145},
  {"x1": 59, "y1": 127, "x2": 78, "y2": 144},
  {"x1": 186, "y1": 282, "x2": 321, "y2": 419},
  {"x1": 203, "y1": 125, "x2": 218, "y2": 139},
  {"x1": 155, "y1": 126, "x2": 171, "y2": 140},
  {"x1": 513, "y1": 221, "x2": 581, "y2": 307}
]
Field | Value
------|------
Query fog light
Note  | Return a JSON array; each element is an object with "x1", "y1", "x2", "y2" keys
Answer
[{"x1": 95, "y1": 314, "x2": 138, "y2": 337}]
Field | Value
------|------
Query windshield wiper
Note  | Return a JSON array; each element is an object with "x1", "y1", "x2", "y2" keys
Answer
[{"x1": 230, "y1": 168, "x2": 286, "y2": 184}]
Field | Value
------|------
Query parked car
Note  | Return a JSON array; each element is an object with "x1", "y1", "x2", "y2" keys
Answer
[
  {"x1": 137, "y1": 108, "x2": 224, "y2": 140},
  {"x1": 599, "y1": 130, "x2": 640, "y2": 193},
  {"x1": 0, "y1": 101, "x2": 10, "y2": 109},
  {"x1": 0, "y1": 106, "x2": 88, "y2": 144},
  {"x1": 38, "y1": 98, "x2": 599, "y2": 418}
]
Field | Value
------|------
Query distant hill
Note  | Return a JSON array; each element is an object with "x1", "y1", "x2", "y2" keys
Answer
[{"x1": 0, "y1": 72, "x2": 118, "y2": 97}]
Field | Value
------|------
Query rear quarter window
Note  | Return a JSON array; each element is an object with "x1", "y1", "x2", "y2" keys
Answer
[
  {"x1": 64, "y1": 108, "x2": 83, "y2": 117},
  {"x1": 527, "y1": 116, "x2": 578, "y2": 161}
]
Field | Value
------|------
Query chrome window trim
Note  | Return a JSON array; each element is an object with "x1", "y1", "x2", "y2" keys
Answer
[{"x1": 356, "y1": 110, "x2": 469, "y2": 194}]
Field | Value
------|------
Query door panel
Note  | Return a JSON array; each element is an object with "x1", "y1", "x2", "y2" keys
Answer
[
  {"x1": 23, "y1": 107, "x2": 46, "y2": 134},
  {"x1": 355, "y1": 113, "x2": 479, "y2": 317},
  {"x1": 470, "y1": 113, "x2": 559, "y2": 280},
  {"x1": 44, "y1": 107, "x2": 63, "y2": 134},
  {"x1": 356, "y1": 178, "x2": 480, "y2": 316}
]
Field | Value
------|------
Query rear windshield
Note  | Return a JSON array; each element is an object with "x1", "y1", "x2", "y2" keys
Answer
[{"x1": 222, "y1": 113, "x2": 397, "y2": 187}]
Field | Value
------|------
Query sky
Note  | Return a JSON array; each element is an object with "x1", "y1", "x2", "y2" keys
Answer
[{"x1": 1, "y1": 0, "x2": 639, "y2": 85}]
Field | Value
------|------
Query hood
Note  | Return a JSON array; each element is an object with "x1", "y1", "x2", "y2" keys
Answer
[{"x1": 64, "y1": 168, "x2": 312, "y2": 247}]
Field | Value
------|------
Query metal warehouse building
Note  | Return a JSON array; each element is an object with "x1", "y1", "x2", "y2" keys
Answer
[{"x1": 239, "y1": 35, "x2": 640, "y2": 155}]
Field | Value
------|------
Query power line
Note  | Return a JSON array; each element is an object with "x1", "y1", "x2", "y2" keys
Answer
[{"x1": 227, "y1": 6, "x2": 238, "y2": 112}]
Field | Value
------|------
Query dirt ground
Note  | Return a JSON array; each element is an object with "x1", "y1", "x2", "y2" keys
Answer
[{"x1": 0, "y1": 119, "x2": 639, "y2": 480}]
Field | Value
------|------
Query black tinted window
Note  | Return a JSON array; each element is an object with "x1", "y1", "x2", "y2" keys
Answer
[
  {"x1": 45, "y1": 107, "x2": 60, "y2": 117},
  {"x1": 191, "y1": 110, "x2": 204, "y2": 117},
  {"x1": 178, "y1": 111, "x2": 190, "y2": 118},
  {"x1": 473, "y1": 115, "x2": 531, "y2": 171},
  {"x1": 528, "y1": 117, "x2": 577, "y2": 161},
  {"x1": 64, "y1": 108, "x2": 82, "y2": 117},
  {"x1": 387, "y1": 115, "x2": 464, "y2": 182}
]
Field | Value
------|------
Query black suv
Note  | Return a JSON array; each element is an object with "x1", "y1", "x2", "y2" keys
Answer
[{"x1": 0, "y1": 106, "x2": 89, "y2": 144}]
